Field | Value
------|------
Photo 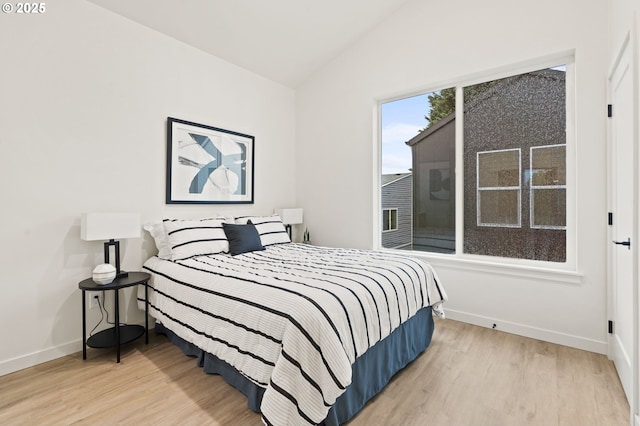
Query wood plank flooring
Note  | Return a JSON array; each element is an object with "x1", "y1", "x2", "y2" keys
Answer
[{"x1": 0, "y1": 319, "x2": 629, "y2": 425}]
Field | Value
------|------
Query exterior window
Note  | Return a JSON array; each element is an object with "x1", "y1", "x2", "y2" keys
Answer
[
  {"x1": 477, "y1": 149, "x2": 521, "y2": 227},
  {"x1": 530, "y1": 145, "x2": 566, "y2": 229},
  {"x1": 382, "y1": 208, "x2": 398, "y2": 232},
  {"x1": 380, "y1": 60, "x2": 569, "y2": 263}
]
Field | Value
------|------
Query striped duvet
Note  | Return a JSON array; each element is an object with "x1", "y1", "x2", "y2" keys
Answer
[{"x1": 140, "y1": 243, "x2": 446, "y2": 425}]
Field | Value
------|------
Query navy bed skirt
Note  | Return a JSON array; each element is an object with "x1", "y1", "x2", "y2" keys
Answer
[{"x1": 155, "y1": 306, "x2": 435, "y2": 425}]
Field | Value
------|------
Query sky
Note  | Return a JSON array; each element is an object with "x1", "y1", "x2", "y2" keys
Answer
[{"x1": 381, "y1": 93, "x2": 430, "y2": 174}]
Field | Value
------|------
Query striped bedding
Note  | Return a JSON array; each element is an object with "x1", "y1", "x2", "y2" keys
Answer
[{"x1": 140, "y1": 243, "x2": 446, "y2": 425}]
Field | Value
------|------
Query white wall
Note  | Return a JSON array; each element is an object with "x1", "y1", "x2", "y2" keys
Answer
[
  {"x1": 0, "y1": 0, "x2": 296, "y2": 375},
  {"x1": 296, "y1": 0, "x2": 611, "y2": 352},
  {"x1": 610, "y1": 0, "x2": 639, "y2": 59}
]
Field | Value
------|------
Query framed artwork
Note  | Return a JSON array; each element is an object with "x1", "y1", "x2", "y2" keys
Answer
[{"x1": 166, "y1": 117, "x2": 254, "y2": 204}]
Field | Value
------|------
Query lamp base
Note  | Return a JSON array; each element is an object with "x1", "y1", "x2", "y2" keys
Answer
[{"x1": 104, "y1": 239, "x2": 129, "y2": 280}]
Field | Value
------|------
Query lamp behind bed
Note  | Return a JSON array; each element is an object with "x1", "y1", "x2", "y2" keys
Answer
[{"x1": 275, "y1": 208, "x2": 303, "y2": 240}]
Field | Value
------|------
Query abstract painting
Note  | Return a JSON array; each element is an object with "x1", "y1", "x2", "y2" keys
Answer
[{"x1": 166, "y1": 117, "x2": 254, "y2": 204}]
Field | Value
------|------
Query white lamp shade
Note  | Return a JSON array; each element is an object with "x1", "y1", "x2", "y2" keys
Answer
[
  {"x1": 81, "y1": 212, "x2": 141, "y2": 241},
  {"x1": 275, "y1": 208, "x2": 303, "y2": 225}
]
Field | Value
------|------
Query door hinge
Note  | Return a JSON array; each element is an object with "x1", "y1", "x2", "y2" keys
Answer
[
  {"x1": 608, "y1": 104, "x2": 613, "y2": 118},
  {"x1": 608, "y1": 212, "x2": 613, "y2": 225},
  {"x1": 608, "y1": 320, "x2": 614, "y2": 334}
]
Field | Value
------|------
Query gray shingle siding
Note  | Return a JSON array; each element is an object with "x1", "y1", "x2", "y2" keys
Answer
[{"x1": 381, "y1": 174, "x2": 412, "y2": 249}]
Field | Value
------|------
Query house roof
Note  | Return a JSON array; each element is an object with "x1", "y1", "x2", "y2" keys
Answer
[
  {"x1": 405, "y1": 112, "x2": 455, "y2": 147},
  {"x1": 382, "y1": 172, "x2": 412, "y2": 186}
]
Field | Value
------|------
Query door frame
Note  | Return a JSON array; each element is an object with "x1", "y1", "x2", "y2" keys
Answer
[{"x1": 607, "y1": 26, "x2": 639, "y2": 426}]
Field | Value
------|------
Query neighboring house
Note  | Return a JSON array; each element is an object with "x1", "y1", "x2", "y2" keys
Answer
[
  {"x1": 381, "y1": 173, "x2": 412, "y2": 249},
  {"x1": 405, "y1": 115, "x2": 456, "y2": 253},
  {"x1": 406, "y1": 69, "x2": 566, "y2": 261}
]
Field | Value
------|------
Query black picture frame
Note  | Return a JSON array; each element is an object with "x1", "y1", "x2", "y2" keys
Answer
[{"x1": 166, "y1": 117, "x2": 254, "y2": 204}]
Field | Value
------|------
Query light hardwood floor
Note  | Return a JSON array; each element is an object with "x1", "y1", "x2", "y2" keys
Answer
[{"x1": 0, "y1": 319, "x2": 629, "y2": 425}]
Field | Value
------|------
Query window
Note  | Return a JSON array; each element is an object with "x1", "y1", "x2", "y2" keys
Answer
[
  {"x1": 530, "y1": 145, "x2": 566, "y2": 229},
  {"x1": 477, "y1": 149, "x2": 521, "y2": 227},
  {"x1": 380, "y1": 58, "x2": 570, "y2": 263},
  {"x1": 382, "y1": 208, "x2": 398, "y2": 232}
]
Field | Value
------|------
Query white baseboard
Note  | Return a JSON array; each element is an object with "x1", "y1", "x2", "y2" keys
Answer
[
  {"x1": 1, "y1": 317, "x2": 154, "y2": 377},
  {"x1": 0, "y1": 313, "x2": 609, "y2": 376},
  {"x1": 0, "y1": 339, "x2": 82, "y2": 377},
  {"x1": 445, "y1": 308, "x2": 608, "y2": 355}
]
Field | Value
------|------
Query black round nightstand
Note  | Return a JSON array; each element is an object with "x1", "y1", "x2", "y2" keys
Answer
[{"x1": 79, "y1": 271, "x2": 150, "y2": 363}]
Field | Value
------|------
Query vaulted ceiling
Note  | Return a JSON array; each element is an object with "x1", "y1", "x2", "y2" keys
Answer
[{"x1": 87, "y1": 0, "x2": 412, "y2": 88}]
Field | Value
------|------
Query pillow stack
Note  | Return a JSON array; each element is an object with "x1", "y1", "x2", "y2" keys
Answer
[{"x1": 144, "y1": 214, "x2": 291, "y2": 260}]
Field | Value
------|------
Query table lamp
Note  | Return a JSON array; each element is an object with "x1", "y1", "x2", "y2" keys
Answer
[
  {"x1": 81, "y1": 212, "x2": 141, "y2": 279},
  {"x1": 275, "y1": 208, "x2": 303, "y2": 239}
]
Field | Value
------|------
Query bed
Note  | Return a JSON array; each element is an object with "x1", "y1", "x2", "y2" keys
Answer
[{"x1": 139, "y1": 215, "x2": 447, "y2": 425}]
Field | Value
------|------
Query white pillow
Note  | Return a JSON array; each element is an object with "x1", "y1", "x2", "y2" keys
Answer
[
  {"x1": 164, "y1": 218, "x2": 230, "y2": 260},
  {"x1": 235, "y1": 215, "x2": 290, "y2": 246},
  {"x1": 143, "y1": 221, "x2": 172, "y2": 259}
]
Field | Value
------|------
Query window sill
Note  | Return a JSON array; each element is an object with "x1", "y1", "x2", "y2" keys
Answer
[{"x1": 382, "y1": 249, "x2": 583, "y2": 285}]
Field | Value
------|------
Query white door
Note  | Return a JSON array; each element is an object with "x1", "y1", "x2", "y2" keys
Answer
[{"x1": 608, "y1": 35, "x2": 636, "y2": 407}]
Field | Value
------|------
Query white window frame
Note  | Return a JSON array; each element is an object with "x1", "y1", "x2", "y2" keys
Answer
[
  {"x1": 382, "y1": 208, "x2": 398, "y2": 232},
  {"x1": 530, "y1": 144, "x2": 567, "y2": 230},
  {"x1": 375, "y1": 51, "x2": 577, "y2": 277},
  {"x1": 476, "y1": 148, "x2": 522, "y2": 228}
]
